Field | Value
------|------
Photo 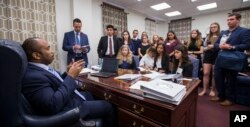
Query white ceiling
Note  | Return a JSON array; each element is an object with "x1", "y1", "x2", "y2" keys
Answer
[{"x1": 102, "y1": 0, "x2": 250, "y2": 22}]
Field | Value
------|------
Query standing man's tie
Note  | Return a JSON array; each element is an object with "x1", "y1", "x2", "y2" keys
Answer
[
  {"x1": 76, "y1": 32, "x2": 80, "y2": 45},
  {"x1": 109, "y1": 37, "x2": 113, "y2": 56}
]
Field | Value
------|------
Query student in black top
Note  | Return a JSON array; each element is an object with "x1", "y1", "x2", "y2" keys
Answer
[
  {"x1": 199, "y1": 22, "x2": 220, "y2": 97},
  {"x1": 116, "y1": 45, "x2": 137, "y2": 70},
  {"x1": 173, "y1": 44, "x2": 193, "y2": 77},
  {"x1": 153, "y1": 43, "x2": 169, "y2": 73},
  {"x1": 138, "y1": 35, "x2": 151, "y2": 59},
  {"x1": 187, "y1": 29, "x2": 203, "y2": 78},
  {"x1": 188, "y1": 29, "x2": 204, "y2": 59}
]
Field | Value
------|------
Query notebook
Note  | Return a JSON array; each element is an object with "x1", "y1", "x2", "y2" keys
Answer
[{"x1": 90, "y1": 58, "x2": 118, "y2": 78}]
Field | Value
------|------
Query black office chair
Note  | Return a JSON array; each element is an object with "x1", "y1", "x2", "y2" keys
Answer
[{"x1": 0, "y1": 39, "x2": 102, "y2": 127}]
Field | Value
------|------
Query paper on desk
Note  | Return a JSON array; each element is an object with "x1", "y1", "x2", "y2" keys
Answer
[
  {"x1": 138, "y1": 67, "x2": 146, "y2": 71},
  {"x1": 91, "y1": 65, "x2": 102, "y2": 71},
  {"x1": 80, "y1": 68, "x2": 98, "y2": 74},
  {"x1": 157, "y1": 74, "x2": 178, "y2": 80},
  {"x1": 115, "y1": 74, "x2": 142, "y2": 80},
  {"x1": 143, "y1": 71, "x2": 165, "y2": 79},
  {"x1": 129, "y1": 81, "x2": 149, "y2": 90}
]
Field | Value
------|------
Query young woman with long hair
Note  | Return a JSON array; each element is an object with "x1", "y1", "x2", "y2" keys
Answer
[
  {"x1": 199, "y1": 22, "x2": 221, "y2": 96},
  {"x1": 173, "y1": 44, "x2": 193, "y2": 77},
  {"x1": 138, "y1": 35, "x2": 151, "y2": 59},
  {"x1": 187, "y1": 29, "x2": 203, "y2": 79},
  {"x1": 122, "y1": 31, "x2": 136, "y2": 55},
  {"x1": 116, "y1": 45, "x2": 137, "y2": 70},
  {"x1": 153, "y1": 43, "x2": 169, "y2": 73}
]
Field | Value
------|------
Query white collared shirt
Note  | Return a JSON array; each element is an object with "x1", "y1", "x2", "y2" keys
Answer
[
  {"x1": 139, "y1": 54, "x2": 154, "y2": 68},
  {"x1": 29, "y1": 62, "x2": 63, "y2": 81},
  {"x1": 105, "y1": 36, "x2": 115, "y2": 55},
  {"x1": 156, "y1": 58, "x2": 162, "y2": 68},
  {"x1": 29, "y1": 62, "x2": 51, "y2": 74}
]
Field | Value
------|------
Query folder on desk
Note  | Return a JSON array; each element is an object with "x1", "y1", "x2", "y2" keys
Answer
[{"x1": 140, "y1": 79, "x2": 186, "y2": 105}]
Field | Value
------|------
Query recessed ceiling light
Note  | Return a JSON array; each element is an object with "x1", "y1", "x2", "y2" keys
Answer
[
  {"x1": 191, "y1": 0, "x2": 197, "y2": 2},
  {"x1": 197, "y1": 2, "x2": 217, "y2": 11},
  {"x1": 150, "y1": 3, "x2": 171, "y2": 11},
  {"x1": 165, "y1": 11, "x2": 182, "y2": 17},
  {"x1": 243, "y1": 0, "x2": 249, "y2": 2},
  {"x1": 137, "y1": 0, "x2": 141, "y2": 1}
]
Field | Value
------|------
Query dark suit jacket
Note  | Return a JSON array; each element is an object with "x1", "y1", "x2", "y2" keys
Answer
[
  {"x1": 181, "y1": 62, "x2": 193, "y2": 77},
  {"x1": 153, "y1": 54, "x2": 169, "y2": 73},
  {"x1": 22, "y1": 64, "x2": 82, "y2": 115},
  {"x1": 63, "y1": 31, "x2": 90, "y2": 65},
  {"x1": 214, "y1": 26, "x2": 250, "y2": 51},
  {"x1": 97, "y1": 36, "x2": 122, "y2": 58},
  {"x1": 175, "y1": 61, "x2": 193, "y2": 77}
]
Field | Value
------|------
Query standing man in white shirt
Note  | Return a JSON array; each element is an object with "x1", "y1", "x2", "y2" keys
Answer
[{"x1": 97, "y1": 24, "x2": 122, "y2": 58}]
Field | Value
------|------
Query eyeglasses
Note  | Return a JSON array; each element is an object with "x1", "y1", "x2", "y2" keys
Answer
[{"x1": 210, "y1": 26, "x2": 217, "y2": 29}]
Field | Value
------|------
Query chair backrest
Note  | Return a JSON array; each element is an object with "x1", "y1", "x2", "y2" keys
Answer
[
  {"x1": 0, "y1": 39, "x2": 101, "y2": 127},
  {"x1": 188, "y1": 55, "x2": 199, "y2": 78},
  {"x1": 0, "y1": 39, "x2": 28, "y2": 127}
]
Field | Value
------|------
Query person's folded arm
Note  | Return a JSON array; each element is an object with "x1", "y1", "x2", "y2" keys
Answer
[{"x1": 234, "y1": 29, "x2": 250, "y2": 51}]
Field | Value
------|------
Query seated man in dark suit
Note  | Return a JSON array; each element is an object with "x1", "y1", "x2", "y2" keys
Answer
[{"x1": 22, "y1": 37, "x2": 115, "y2": 127}]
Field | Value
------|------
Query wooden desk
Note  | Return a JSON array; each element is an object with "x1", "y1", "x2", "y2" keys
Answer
[{"x1": 76, "y1": 69, "x2": 200, "y2": 127}]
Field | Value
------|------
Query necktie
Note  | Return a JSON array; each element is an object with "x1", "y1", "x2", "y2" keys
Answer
[
  {"x1": 48, "y1": 68, "x2": 63, "y2": 82},
  {"x1": 48, "y1": 67, "x2": 86, "y2": 101},
  {"x1": 76, "y1": 33, "x2": 80, "y2": 45},
  {"x1": 109, "y1": 38, "x2": 113, "y2": 56}
]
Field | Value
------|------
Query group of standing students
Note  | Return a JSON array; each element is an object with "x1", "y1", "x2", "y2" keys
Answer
[
  {"x1": 97, "y1": 25, "x2": 194, "y2": 77},
  {"x1": 97, "y1": 13, "x2": 250, "y2": 107}
]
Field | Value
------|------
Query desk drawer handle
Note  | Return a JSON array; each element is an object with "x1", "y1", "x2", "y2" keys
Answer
[
  {"x1": 132, "y1": 121, "x2": 144, "y2": 127},
  {"x1": 81, "y1": 84, "x2": 86, "y2": 90},
  {"x1": 133, "y1": 104, "x2": 144, "y2": 114},
  {"x1": 104, "y1": 93, "x2": 112, "y2": 100},
  {"x1": 132, "y1": 121, "x2": 136, "y2": 126}
]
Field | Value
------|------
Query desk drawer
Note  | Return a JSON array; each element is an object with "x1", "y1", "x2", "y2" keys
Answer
[
  {"x1": 119, "y1": 97, "x2": 170, "y2": 126},
  {"x1": 83, "y1": 83, "x2": 118, "y2": 104},
  {"x1": 119, "y1": 108, "x2": 162, "y2": 127}
]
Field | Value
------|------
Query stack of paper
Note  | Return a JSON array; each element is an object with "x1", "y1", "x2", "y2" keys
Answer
[
  {"x1": 115, "y1": 74, "x2": 142, "y2": 81},
  {"x1": 140, "y1": 79, "x2": 186, "y2": 105},
  {"x1": 143, "y1": 71, "x2": 165, "y2": 79},
  {"x1": 80, "y1": 68, "x2": 98, "y2": 74},
  {"x1": 91, "y1": 65, "x2": 102, "y2": 71},
  {"x1": 142, "y1": 71, "x2": 182, "y2": 81}
]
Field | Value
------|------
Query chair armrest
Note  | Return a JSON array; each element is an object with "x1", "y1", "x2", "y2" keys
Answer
[
  {"x1": 23, "y1": 107, "x2": 80, "y2": 127},
  {"x1": 80, "y1": 118, "x2": 103, "y2": 127},
  {"x1": 237, "y1": 76, "x2": 250, "y2": 85}
]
